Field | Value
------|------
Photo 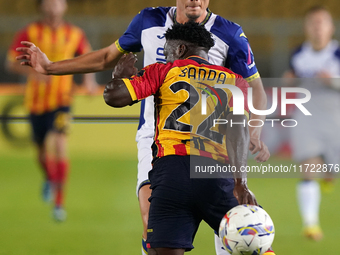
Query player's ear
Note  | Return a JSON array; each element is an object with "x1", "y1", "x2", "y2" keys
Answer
[{"x1": 177, "y1": 44, "x2": 188, "y2": 59}]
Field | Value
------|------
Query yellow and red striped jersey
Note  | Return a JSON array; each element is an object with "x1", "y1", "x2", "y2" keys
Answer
[
  {"x1": 123, "y1": 56, "x2": 249, "y2": 164},
  {"x1": 7, "y1": 21, "x2": 91, "y2": 114}
]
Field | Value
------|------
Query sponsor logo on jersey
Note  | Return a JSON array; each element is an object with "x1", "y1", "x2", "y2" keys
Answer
[{"x1": 248, "y1": 62, "x2": 256, "y2": 69}]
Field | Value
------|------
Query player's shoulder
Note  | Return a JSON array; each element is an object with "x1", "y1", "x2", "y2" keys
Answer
[
  {"x1": 138, "y1": 6, "x2": 173, "y2": 28},
  {"x1": 22, "y1": 21, "x2": 41, "y2": 31},
  {"x1": 211, "y1": 63, "x2": 249, "y2": 89},
  {"x1": 146, "y1": 61, "x2": 168, "y2": 68},
  {"x1": 160, "y1": 61, "x2": 175, "y2": 72},
  {"x1": 330, "y1": 40, "x2": 340, "y2": 60},
  {"x1": 219, "y1": 65, "x2": 249, "y2": 89},
  {"x1": 14, "y1": 21, "x2": 41, "y2": 38},
  {"x1": 209, "y1": 14, "x2": 243, "y2": 42},
  {"x1": 291, "y1": 44, "x2": 304, "y2": 59},
  {"x1": 144, "y1": 61, "x2": 172, "y2": 73},
  {"x1": 205, "y1": 58, "x2": 243, "y2": 78},
  {"x1": 211, "y1": 14, "x2": 242, "y2": 34},
  {"x1": 63, "y1": 22, "x2": 84, "y2": 33},
  {"x1": 220, "y1": 65, "x2": 244, "y2": 79}
]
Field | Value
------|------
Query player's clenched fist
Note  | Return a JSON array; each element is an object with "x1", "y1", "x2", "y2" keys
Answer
[
  {"x1": 16, "y1": 41, "x2": 51, "y2": 75},
  {"x1": 112, "y1": 52, "x2": 138, "y2": 79}
]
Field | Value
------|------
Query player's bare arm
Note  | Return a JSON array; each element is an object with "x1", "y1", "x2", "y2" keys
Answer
[
  {"x1": 16, "y1": 41, "x2": 122, "y2": 75},
  {"x1": 248, "y1": 78, "x2": 270, "y2": 163},
  {"x1": 226, "y1": 113, "x2": 257, "y2": 205}
]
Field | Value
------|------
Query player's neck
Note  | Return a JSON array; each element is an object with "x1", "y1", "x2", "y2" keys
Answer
[
  {"x1": 176, "y1": 10, "x2": 208, "y2": 24},
  {"x1": 183, "y1": 49, "x2": 209, "y2": 61},
  {"x1": 310, "y1": 39, "x2": 331, "y2": 51},
  {"x1": 42, "y1": 16, "x2": 64, "y2": 30}
]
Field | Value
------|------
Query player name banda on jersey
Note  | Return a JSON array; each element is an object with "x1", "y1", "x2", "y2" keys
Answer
[
  {"x1": 123, "y1": 56, "x2": 249, "y2": 164},
  {"x1": 178, "y1": 66, "x2": 231, "y2": 84}
]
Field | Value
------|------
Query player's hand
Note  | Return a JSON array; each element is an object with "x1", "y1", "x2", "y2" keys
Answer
[
  {"x1": 16, "y1": 41, "x2": 51, "y2": 75},
  {"x1": 112, "y1": 52, "x2": 138, "y2": 79},
  {"x1": 249, "y1": 137, "x2": 270, "y2": 163},
  {"x1": 233, "y1": 183, "x2": 258, "y2": 205}
]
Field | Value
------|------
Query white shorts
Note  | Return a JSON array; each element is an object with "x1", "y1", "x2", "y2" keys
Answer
[
  {"x1": 136, "y1": 96, "x2": 155, "y2": 196},
  {"x1": 136, "y1": 137, "x2": 153, "y2": 195}
]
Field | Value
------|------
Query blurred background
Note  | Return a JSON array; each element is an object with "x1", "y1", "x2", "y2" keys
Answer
[
  {"x1": 0, "y1": 0, "x2": 339, "y2": 254},
  {"x1": 0, "y1": 0, "x2": 340, "y2": 80},
  {"x1": 1, "y1": 0, "x2": 340, "y2": 82}
]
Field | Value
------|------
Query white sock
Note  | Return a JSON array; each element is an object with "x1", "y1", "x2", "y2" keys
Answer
[
  {"x1": 297, "y1": 180, "x2": 321, "y2": 227},
  {"x1": 142, "y1": 237, "x2": 148, "y2": 255},
  {"x1": 215, "y1": 233, "x2": 229, "y2": 255}
]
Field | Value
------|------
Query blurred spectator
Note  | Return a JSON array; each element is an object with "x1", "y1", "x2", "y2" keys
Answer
[
  {"x1": 5, "y1": 0, "x2": 97, "y2": 222},
  {"x1": 284, "y1": 5, "x2": 340, "y2": 241}
]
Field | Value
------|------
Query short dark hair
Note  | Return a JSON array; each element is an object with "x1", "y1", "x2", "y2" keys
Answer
[{"x1": 165, "y1": 21, "x2": 215, "y2": 50}]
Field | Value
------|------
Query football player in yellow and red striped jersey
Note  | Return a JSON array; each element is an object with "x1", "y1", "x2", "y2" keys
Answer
[
  {"x1": 104, "y1": 22, "x2": 275, "y2": 255},
  {"x1": 6, "y1": 0, "x2": 97, "y2": 221},
  {"x1": 122, "y1": 56, "x2": 249, "y2": 165}
]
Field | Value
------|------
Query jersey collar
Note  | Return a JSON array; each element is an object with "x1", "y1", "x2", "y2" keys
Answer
[
  {"x1": 186, "y1": 56, "x2": 211, "y2": 65},
  {"x1": 173, "y1": 8, "x2": 212, "y2": 26}
]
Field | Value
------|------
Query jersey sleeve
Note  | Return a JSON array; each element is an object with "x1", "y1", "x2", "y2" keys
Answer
[
  {"x1": 75, "y1": 29, "x2": 92, "y2": 55},
  {"x1": 115, "y1": 10, "x2": 145, "y2": 54},
  {"x1": 7, "y1": 28, "x2": 29, "y2": 63},
  {"x1": 122, "y1": 63, "x2": 169, "y2": 101},
  {"x1": 335, "y1": 46, "x2": 340, "y2": 62},
  {"x1": 228, "y1": 75, "x2": 250, "y2": 119},
  {"x1": 226, "y1": 27, "x2": 260, "y2": 83}
]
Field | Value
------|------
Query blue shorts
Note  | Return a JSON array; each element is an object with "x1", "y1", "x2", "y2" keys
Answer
[
  {"x1": 29, "y1": 107, "x2": 70, "y2": 145},
  {"x1": 147, "y1": 155, "x2": 238, "y2": 251}
]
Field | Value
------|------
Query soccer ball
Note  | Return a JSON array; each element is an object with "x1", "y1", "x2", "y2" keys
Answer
[{"x1": 219, "y1": 205, "x2": 275, "y2": 255}]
